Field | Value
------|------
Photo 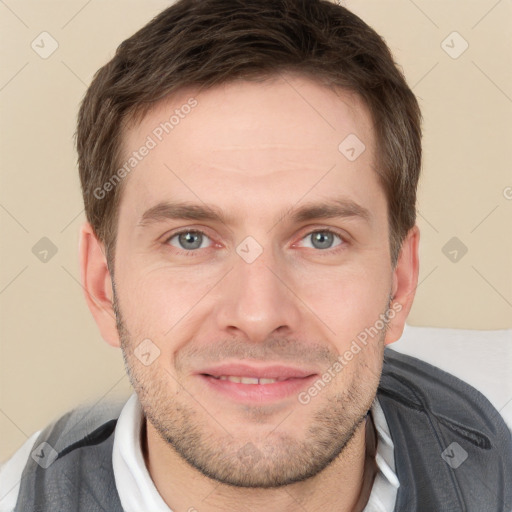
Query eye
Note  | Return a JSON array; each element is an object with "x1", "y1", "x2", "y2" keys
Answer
[
  {"x1": 298, "y1": 229, "x2": 344, "y2": 250},
  {"x1": 166, "y1": 230, "x2": 212, "y2": 251},
  {"x1": 164, "y1": 228, "x2": 345, "y2": 255}
]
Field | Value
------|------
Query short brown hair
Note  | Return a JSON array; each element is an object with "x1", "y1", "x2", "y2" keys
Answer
[{"x1": 77, "y1": 0, "x2": 422, "y2": 270}]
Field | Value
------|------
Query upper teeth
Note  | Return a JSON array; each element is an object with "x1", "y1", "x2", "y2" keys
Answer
[{"x1": 215, "y1": 376, "x2": 279, "y2": 384}]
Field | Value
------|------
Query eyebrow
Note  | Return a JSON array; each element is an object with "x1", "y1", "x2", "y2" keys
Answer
[{"x1": 137, "y1": 198, "x2": 372, "y2": 229}]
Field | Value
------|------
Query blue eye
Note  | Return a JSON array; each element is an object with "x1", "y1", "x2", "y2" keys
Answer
[
  {"x1": 300, "y1": 230, "x2": 343, "y2": 250},
  {"x1": 164, "y1": 228, "x2": 345, "y2": 256},
  {"x1": 167, "y1": 230, "x2": 212, "y2": 251}
]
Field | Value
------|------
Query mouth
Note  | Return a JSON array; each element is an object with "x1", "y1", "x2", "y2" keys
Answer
[{"x1": 196, "y1": 364, "x2": 318, "y2": 402}]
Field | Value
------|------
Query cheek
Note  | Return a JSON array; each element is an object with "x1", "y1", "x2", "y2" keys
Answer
[
  {"x1": 292, "y1": 263, "x2": 390, "y2": 339},
  {"x1": 116, "y1": 265, "x2": 221, "y2": 340}
]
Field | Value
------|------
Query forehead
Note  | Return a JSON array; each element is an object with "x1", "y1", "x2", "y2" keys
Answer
[
  {"x1": 117, "y1": 74, "x2": 383, "y2": 227},
  {"x1": 123, "y1": 74, "x2": 374, "y2": 162}
]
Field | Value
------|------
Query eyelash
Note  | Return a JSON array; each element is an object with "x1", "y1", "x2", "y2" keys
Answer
[{"x1": 163, "y1": 228, "x2": 348, "y2": 257}]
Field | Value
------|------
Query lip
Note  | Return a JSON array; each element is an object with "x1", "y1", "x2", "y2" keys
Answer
[
  {"x1": 197, "y1": 363, "x2": 317, "y2": 380},
  {"x1": 196, "y1": 363, "x2": 318, "y2": 403}
]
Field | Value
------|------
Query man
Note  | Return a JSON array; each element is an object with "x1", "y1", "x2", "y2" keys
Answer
[{"x1": 1, "y1": 0, "x2": 510, "y2": 511}]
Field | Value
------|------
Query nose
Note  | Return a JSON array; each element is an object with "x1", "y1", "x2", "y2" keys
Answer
[{"x1": 213, "y1": 246, "x2": 302, "y2": 344}]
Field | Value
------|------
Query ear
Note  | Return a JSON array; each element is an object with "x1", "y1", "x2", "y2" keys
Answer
[
  {"x1": 79, "y1": 222, "x2": 121, "y2": 348},
  {"x1": 384, "y1": 224, "x2": 420, "y2": 346}
]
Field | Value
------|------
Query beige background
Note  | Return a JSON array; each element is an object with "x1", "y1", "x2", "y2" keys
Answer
[{"x1": 1, "y1": 0, "x2": 511, "y2": 463}]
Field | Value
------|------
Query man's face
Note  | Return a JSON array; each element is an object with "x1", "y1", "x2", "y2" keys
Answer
[{"x1": 112, "y1": 74, "x2": 396, "y2": 487}]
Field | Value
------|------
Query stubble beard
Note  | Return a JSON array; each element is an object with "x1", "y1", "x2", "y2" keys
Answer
[{"x1": 113, "y1": 288, "x2": 386, "y2": 488}]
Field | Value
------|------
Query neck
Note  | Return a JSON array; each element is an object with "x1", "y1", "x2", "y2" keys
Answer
[{"x1": 142, "y1": 412, "x2": 378, "y2": 512}]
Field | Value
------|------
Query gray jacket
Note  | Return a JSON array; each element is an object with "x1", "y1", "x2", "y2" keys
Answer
[{"x1": 13, "y1": 348, "x2": 512, "y2": 511}]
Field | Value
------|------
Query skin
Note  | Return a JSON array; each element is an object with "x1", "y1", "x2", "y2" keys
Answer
[{"x1": 80, "y1": 73, "x2": 420, "y2": 512}]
